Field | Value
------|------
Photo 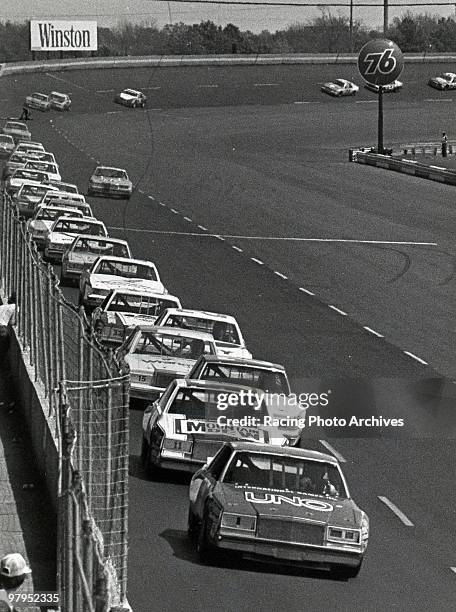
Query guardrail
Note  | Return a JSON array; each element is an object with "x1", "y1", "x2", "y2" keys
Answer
[
  {"x1": 0, "y1": 193, "x2": 131, "y2": 611},
  {"x1": 349, "y1": 149, "x2": 456, "y2": 185},
  {"x1": 2, "y1": 52, "x2": 456, "y2": 76}
]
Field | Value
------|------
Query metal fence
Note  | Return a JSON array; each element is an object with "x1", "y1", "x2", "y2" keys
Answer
[{"x1": 0, "y1": 193, "x2": 130, "y2": 610}]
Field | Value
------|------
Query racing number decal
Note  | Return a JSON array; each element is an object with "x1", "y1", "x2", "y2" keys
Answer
[{"x1": 363, "y1": 49, "x2": 396, "y2": 76}]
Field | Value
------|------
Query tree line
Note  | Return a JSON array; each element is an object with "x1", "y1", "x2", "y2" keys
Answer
[{"x1": 1, "y1": 12, "x2": 456, "y2": 62}]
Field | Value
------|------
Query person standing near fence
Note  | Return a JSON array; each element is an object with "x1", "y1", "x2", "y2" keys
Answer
[
  {"x1": 0, "y1": 554, "x2": 32, "y2": 612},
  {"x1": 0, "y1": 293, "x2": 16, "y2": 354},
  {"x1": 441, "y1": 131, "x2": 448, "y2": 157}
]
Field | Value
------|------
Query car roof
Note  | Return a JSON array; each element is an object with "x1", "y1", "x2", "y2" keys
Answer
[
  {"x1": 36, "y1": 205, "x2": 82, "y2": 214},
  {"x1": 94, "y1": 165, "x2": 127, "y2": 172},
  {"x1": 71, "y1": 234, "x2": 128, "y2": 245},
  {"x1": 93, "y1": 255, "x2": 156, "y2": 266},
  {"x1": 132, "y1": 326, "x2": 214, "y2": 341},
  {"x1": 193, "y1": 354, "x2": 285, "y2": 371},
  {"x1": 159, "y1": 307, "x2": 237, "y2": 323},
  {"x1": 173, "y1": 378, "x2": 266, "y2": 393},
  {"x1": 123, "y1": 88, "x2": 142, "y2": 94},
  {"x1": 50, "y1": 91, "x2": 68, "y2": 96},
  {"x1": 225, "y1": 441, "x2": 338, "y2": 463},
  {"x1": 107, "y1": 288, "x2": 179, "y2": 299}
]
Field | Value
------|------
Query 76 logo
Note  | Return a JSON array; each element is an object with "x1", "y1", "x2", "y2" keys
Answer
[{"x1": 363, "y1": 49, "x2": 396, "y2": 75}]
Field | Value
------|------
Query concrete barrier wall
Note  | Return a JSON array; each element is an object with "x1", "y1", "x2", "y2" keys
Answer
[
  {"x1": 352, "y1": 151, "x2": 456, "y2": 186},
  {"x1": 7, "y1": 326, "x2": 59, "y2": 512},
  {"x1": 2, "y1": 52, "x2": 456, "y2": 77}
]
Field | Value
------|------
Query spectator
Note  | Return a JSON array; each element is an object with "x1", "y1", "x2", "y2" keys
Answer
[
  {"x1": 0, "y1": 553, "x2": 32, "y2": 612},
  {"x1": 441, "y1": 131, "x2": 448, "y2": 157},
  {"x1": 0, "y1": 293, "x2": 17, "y2": 353},
  {"x1": 18, "y1": 107, "x2": 30, "y2": 121}
]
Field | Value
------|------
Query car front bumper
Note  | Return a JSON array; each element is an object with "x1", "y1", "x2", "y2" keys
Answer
[{"x1": 88, "y1": 182, "x2": 132, "y2": 197}]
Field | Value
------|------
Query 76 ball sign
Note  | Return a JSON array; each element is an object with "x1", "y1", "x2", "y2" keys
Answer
[{"x1": 357, "y1": 39, "x2": 404, "y2": 87}]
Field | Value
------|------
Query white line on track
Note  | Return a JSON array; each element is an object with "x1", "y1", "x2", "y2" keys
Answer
[
  {"x1": 197, "y1": 225, "x2": 208, "y2": 231},
  {"x1": 138, "y1": 189, "x2": 144, "y2": 194},
  {"x1": 159, "y1": 202, "x2": 166, "y2": 207},
  {"x1": 45, "y1": 72, "x2": 89, "y2": 91},
  {"x1": 107, "y1": 111, "x2": 121, "y2": 114},
  {"x1": 430, "y1": 165, "x2": 446, "y2": 170},
  {"x1": 356, "y1": 100, "x2": 376, "y2": 104},
  {"x1": 215, "y1": 235, "x2": 225, "y2": 241},
  {"x1": 96, "y1": 89, "x2": 114, "y2": 93},
  {"x1": 254, "y1": 83, "x2": 281, "y2": 87},
  {"x1": 378, "y1": 496, "x2": 414, "y2": 526},
  {"x1": 450, "y1": 567, "x2": 456, "y2": 574},
  {"x1": 251, "y1": 257, "x2": 264, "y2": 265},
  {"x1": 424, "y1": 98, "x2": 453, "y2": 102},
  {"x1": 183, "y1": 216, "x2": 193, "y2": 222},
  {"x1": 197, "y1": 84, "x2": 219, "y2": 88},
  {"x1": 170, "y1": 208, "x2": 179, "y2": 214},
  {"x1": 363, "y1": 326, "x2": 384, "y2": 338},
  {"x1": 142, "y1": 86, "x2": 161, "y2": 90},
  {"x1": 403, "y1": 351, "x2": 428, "y2": 365},
  {"x1": 328, "y1": 305, "x2": 347, "y2": 316},
  {"x1": 293, "y1": 101, "x2": 312, "y2": 104},
  {"x1": 319, "y1": 440, "x2": 346, "y2": 463},
  {"x1": 147, "y1": 195, "x2": 155, "y2": 200},
  {"x1": 274, "y1": 271, "x2": 288, "y2": 279},
  {"x1": 0, "y1": 99, "x2": 9, "y2": 102},
  {"x1": 232, "y1": 245, "x2": 243, "y2": 252},
  {"x1": 299, "y1": 287, "x2": 315, "y2": 296}
]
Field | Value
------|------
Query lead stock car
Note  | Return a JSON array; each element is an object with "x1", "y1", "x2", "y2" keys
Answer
[
  {"x1": 320, "y1": 79, "x2": 359, "y2": 97},
  {"x1": 188, "y1": 442, "x2": 369, "y2": 577}
]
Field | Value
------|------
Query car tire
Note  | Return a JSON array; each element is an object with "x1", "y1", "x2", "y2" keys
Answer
[
  {"x1": 140, "y1": 436, "x2": 149, "y2": 467},
  {"x1": 197, "y1": 511, "x2": 219, "y2": 564},
  {"x1": 59, "y1": 273, "x2": 68, "y2": 287},
  {"x1": 145, "y1": 442, "x2": 162, "y2": 480},
  {"x1": 332, "y1": 560, "x2": 363, "y2": 579},
  {"x1": 187, "y1": 508, "x2": 199, "y2": 545}
]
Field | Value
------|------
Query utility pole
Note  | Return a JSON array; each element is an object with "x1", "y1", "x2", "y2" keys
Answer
[
  {"x1": 349, "y1": 0, "x2": 354, "y2": 52},
  {"x1": 383, "y1": 0, "x2": 389, "y2": 35}
]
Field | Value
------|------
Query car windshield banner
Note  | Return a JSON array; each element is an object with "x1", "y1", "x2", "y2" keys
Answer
[{"x1": 30, "y1": 21, "x2": 98, "y2": 51}]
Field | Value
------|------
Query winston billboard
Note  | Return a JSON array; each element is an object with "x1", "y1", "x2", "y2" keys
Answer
[{"x1": 30, "y1": 20, "x2": 98, "y2": 51}]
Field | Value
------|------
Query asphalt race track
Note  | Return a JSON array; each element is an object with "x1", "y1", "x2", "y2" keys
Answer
[{"x1": 2, "y1": 62, "x2": 456, "y2": 611}]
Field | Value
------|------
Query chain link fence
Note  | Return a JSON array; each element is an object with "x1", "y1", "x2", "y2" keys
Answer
[{"x1": 0, "y1": 192, "x2": 130, "y2": 610}]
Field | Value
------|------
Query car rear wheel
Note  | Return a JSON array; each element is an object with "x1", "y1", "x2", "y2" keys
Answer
[
  {"x1": 197, "y1": 513, "x2": 219, "y2": 564},
  {"x1": 332, "y1": 560, "x2": 363, "y2": 579},
  {"x1": 145, "y1": 441, "x2": 162, "y2": 479},
  {"x1": 187, "y1": 509, "x2": 199, "y2": 545},
  {"x1": 140, "y1": 436, "x2": 149, "y2": 466}
]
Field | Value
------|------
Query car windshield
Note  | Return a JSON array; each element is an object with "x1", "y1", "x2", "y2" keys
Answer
[
  {"x1": 72, "y1": 238, "x2": 129, "y2": 257},
  {"x1": 34, "y1": 93, "x2": 47, "y2": 100},
  {"x1": 334, "y1": 80, "x2": 346, "y2": 87},
  {"x1": 198, "y1": 363, "x2": 289, "y2": 393},
  {"x1": 167, "y1": 388, "x2": 227, "y2": 419},
  {"x1": 132, "y1": 331, "x2": 214, "y2": 358},
  {"x1": 124, "y1": 89, "x2": 138, "y2": 95},
  {"x1": 222, "y1": 452, "x2": 348, "y2": 498},
  {"x1": 0, "y1": 135, "x2": 13, "y2": 144},
  {"x1": 20, "y1": 185, "x2": 50, "y2": 198},
  {"x1": 48, "y1": 182, "x2": 78, "y2": 193},
  {"x1": 105, "y1": 293, "x2": 178, "y2": 315},
  {"x1": 94, "y1": 260, "x2": 158, "y2": 280},
  {"x1": 160, "y1": 314, "x2": 240, "y2": 345},
  {"x1": 9, "y1": 154, "x2": 25, "y2": 163},
  {"x1": 95, "y1": 168, "x2": 127, "y2": 179},
  {"x1": 51, "y1": 93, "x2": 66, "y2": 102},
  {"x1": 13, "y1": 170, "x2": 47, "y2": 181},
  {"x1": 53, "y1": 220, "x2": 104, "y2": 235},
  {"x1": 6, "y1": 122, "x2": 27, "y2": 131},
  {"x1": 37, "y1": 208, "x2": 81, "y2": 221},
  {"x1": 25, "y1": 162, "x2": 57, "y2": 173}
]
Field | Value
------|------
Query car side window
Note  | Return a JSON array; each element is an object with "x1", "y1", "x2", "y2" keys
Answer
[{"x1": 207, "y1": 446, "x2": 233, "y2": 480}]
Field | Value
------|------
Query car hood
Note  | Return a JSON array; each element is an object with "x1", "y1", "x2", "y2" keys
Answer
[
  {"x1": 323, "y1": 82, "x2": 340, "y2": 89},
  {"x1": 215, "y1": 342, "x2": 252, "y2": 359},
  {"x1": 119, "y1": 92, "x2": 136, "y2": 101},
  {"x1": 116, "y1": 312, "x2": 158, "y2": 327},
  {"x1": 126, "y1": 354, "x2": 195, "y2": 375},
  {"x1": 30, "y1": 220, "x2": 52, "y2": 232},
  {"x1": 48, "y1": 232, "x2": 78, "y2": 244},
  {"x1": 214, "y1": 484, "x2": 360, "y2": 526},
  {"x1": 91, "y1": 175, "x2": 131, "y2": 186},
  {"x1": 431, "y1": 77, "x2": 447, "y2": 83},
  {"x1": 89, "y1": 275, "x2": 165, "y2": 294},
  {"x1": 69, "y1": 252, "x2": 98, "y2": 265}
]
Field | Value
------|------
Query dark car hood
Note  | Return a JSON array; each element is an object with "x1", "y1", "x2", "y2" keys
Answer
[{"x1": 214, "y1": 483, "x2": 361, "y2": 527}]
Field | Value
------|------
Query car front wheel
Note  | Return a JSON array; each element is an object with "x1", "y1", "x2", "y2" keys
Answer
[{"x1": 187, "y1": 508, "x2": 199, "y2": 545}]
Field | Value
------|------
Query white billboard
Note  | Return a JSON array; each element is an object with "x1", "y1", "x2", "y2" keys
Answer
[{"x1": 30, "y1": 20, "x2": 98, "y2": 51}]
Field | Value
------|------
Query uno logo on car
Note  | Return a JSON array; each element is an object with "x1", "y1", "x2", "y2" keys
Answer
[{"x1": 245, "y1": 491, "x2": 333, "y2": 511}]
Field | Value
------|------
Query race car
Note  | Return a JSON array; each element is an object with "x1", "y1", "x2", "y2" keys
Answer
[
  {"x1": 187, "y1": 355, "x2": 290, "y2": 394},
  {"x1": 91, "y1": 289, "x2": 182, "y2": 346},
  {"x1": 154, "y1": 308, "x2": 253, "y2": 359},
  {"x1": 49, "y1": 91, "x2": 71, "y2": 111},
  {"x1": 365, "y1": 79, "x2": 403, "y2": 93},
  {"x1": 24, "y1": 92, "x2": 51, "y2": 111},
  {"x1": 13, "y1": 182, "x2": 59, "y2": 218},
  {"x1": 79, "y1": 256, "x2": 166, "y2": 310},
  {"x1": 188, "y1": 442, "x2": 369, "y2": 577},
  {"x1": 140, "y1": 379, "x2": 297, "y2": 477},
  {"x1": 43, "y1": 216, "x2": 107, "y2": 262},
  {"x1": 60, "y1": 235, "x2": 131, "y2": 286},
  {"x1": 428, "y1": 72, "x2": 456, "y2": 90},
  {"x1": 117, "y1": 326, "x2": 217, "y2": 402},
  {"x1": 5, "y1": 169, "x2": 50, "y2": 196},
  {"x1": 26, "y1": 206, "x2": 84, "y2": 248},
  {"x1": 23, "y1": 160, "x2": 61, "y2": 182},
  {"x1": 2, "y1": 152, "x2": 32, "y2": 180},
  {"x1": 114, "y1": 88, "x2": 147, "y2": 108},
  {"x1": 2, "y1": 121, "x2": 31, "y2": 143},
  {"x1": 87, "y1": 166, "x2": 133, "y2": 199},
  {"x1": 13, "y1": 141, "x2": 44, "y2": 155},
  {"x1": 44, "y1": 179, "x2": 79, "y2": 194},
  {"x1": 0, "y1": 134, "x2": 15, "y2": 157},
  {"x1": 321, "y1": 79, "x2": 359, "y2": 97},
  {"x1": 40, "y1": 191, "x2": 87, "y2": 208}
]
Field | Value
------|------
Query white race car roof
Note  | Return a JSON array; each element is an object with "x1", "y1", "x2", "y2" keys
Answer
[
  {"x1": 132, "y1": 326, "x2": 214, "y2": 342},
  {"x1": 159, "y1": 308, "x2": 237, "y2": 324},
  {"x1": 93, "y1": 255, "x2": 156, "y2": 267}
]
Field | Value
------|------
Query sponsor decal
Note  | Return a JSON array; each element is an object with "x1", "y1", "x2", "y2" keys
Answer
[
  {"x1": 30, "y1": 20, "x2": 98, "y2": 51},
  {"x1": 174, "y1": 419, "x2": 261, "y2": 440},
  {"x1": 245, "y1": 491, "x2": 333, "y2": 511}
]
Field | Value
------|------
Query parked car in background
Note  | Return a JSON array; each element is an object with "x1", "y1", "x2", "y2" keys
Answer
[
  {"x1": 24, "y1": 92, "x2": 51, "y2": 111},
  {"x1": 49, "y1": 91, "x2": 71, "y2": 111},
  {"x1": 114, "y1": 88, "x2": 147, "y2": 108},
  {"x1": 60, "y1": 235, "x2": 131, "y2": 286}
]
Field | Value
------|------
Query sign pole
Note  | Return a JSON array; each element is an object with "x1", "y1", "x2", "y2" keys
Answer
[{"x1": 378, "y1": 86, "x2": 384, "y2": 154}]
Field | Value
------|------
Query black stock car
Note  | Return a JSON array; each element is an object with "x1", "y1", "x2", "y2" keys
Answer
[{"x1": 188, "y1": 442, "x2": 369, "y2": 577}]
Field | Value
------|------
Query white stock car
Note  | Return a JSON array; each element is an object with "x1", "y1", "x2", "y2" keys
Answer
[
  {"x1": 44, "y1": 180, "x2": 79, "y2": 194},
  {"x1": 44, "y1": 216, "x2": 107, "y2": 262},
  {"x1": 116, "y1": 326, "x2": 217, "y2": 402},
  {"x1": 5, "y1": 169, "x2": 50, "y2": 196},
  {"x1": 365, "y1": 80, "x2": 403, "y2": 93},
  {"x1": 88, "y1": 166, "x2": 133, "y2": 199},
  {"x1": 12, "y1": 182, "x2": 58, "y2": 218},
  {"x1": 114, "y1": 88, "x2": 147, "y2": 108},
  {"x1": 321, "y1": 79, "x2": 359, "y2": 97},
  {"x1": 92, "y1": 289, "x2": 182, "y2": 346},
  {"x1": 60, "y1": 235, "x2": 131, "y2": 286},
  {"x1": 49, "y1": 91, "x2": 72, "y2": 111},
  {"x1": 0, "y1": 134, "x2": 15, "y2": 157},
  {"x1": 23, "y1": 160, "x2": 61, "y2": 182},
  {"x1": 428, "y1": 72, "x2": 456, "y2": 90},
  {"x1": 14, "y1": 141, "x2": 45, "y2": 154},
  {"x1": 79, "y1": 256, "x2": 166, "y2": 310},
  {"x1": 27, "y1": 206, "x2": 84, "y2": 249},
  {"x1": 2, "y1": 121, "x2": 31, "y2": 143},
  {"x1": 140, "y1": 379, "x2": 293, "y2": 476},
  {"x1": 154, "y1": 308, "x2": 253, "y2": 359},
  {"x1": 24, "y1": 92, "x2": 51, "y2": 111}
]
